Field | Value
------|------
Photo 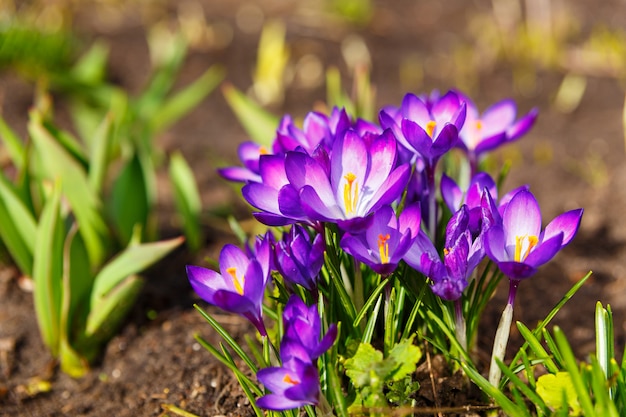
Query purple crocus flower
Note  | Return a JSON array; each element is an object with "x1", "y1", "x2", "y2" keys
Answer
[
  {"x1": 484, "y1": 189, "x2": 583, "y2": 280},
  {"x1": 186, "y1": 244, "x2": 270, "y2": 335},
  {"x1": 218, "y1": 141, "x2": 266, "y2": 183},
  {"x1": 242, "y1": 154, "x2": 309, "y2": 226},
  {"x1": 455, "y1": 91, "x2": 538, "y2": 171},
  {"x1": 379, "y1": 91, "x2": 466, "y2": 166},
  {"x1": 273, "y1": 108, "x2": 351, "y2": 155},
  {"x1": 441, "y1": 172, "x2": 497, "y2": 234},
  {"x1": 280, "y1": 295, "x2": 337, "y2": 363},
  {"x1": 275, "y1": 225, "x2": 325, "y2": 291},
  {"x1": 256, "y1": 357, "x2": 321, "y2": 411},
  {"x1": 484, "y1": 189, "x2": 582, "y2": 386},
  {"x1": 404, "y1": 205, "x2": 484, "y2": 301},
  {"x1": 340, "y1": 204, "x2": 421, "y2": 276},
  {"x1": 282, "y1": 129, "x2": 410, "y2": 232}
]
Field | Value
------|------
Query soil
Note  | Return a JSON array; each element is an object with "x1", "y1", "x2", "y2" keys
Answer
[{"x1": 2, "y1": 0, "x2": 626, "y2": 416}]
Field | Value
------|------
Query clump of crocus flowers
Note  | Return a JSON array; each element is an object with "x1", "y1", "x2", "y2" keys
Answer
[{"x1": 188, "y1": 89, "x2": 582, "y2": 414}]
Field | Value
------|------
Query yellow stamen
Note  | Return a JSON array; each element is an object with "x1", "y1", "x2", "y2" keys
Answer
[
  {"x1": 259, "y1": 146, "x2": 269, "y2": 155},
  {"x1": 378, "y1": 234, "x2": 391, "y2": 264},
  {"x1": 226, "y1": 266, "x2": 245, "y2": 295},
  {"x1": 514, "y1": 235, "x2": 539, "y2": 262},
  {"x1": 426, "y1": 120, "x2": 437, "y2": 137},
  {"x1": 343, "y1": 172, "x2": 358, "y2": 215},
  {"x1": 443, "y1": 248, "x2": 450, "y2": 256},
  {"x1": 283, "y1": 374, "x2": 300, "y2": 385},
  {"x1": 475, "y1": 119, "x2": 483, "y2": 130}
]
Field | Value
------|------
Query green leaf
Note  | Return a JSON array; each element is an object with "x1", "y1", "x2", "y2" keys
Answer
[
  {"x1": 88, "y1": 236, "x2": 184, "y2": 317},
  {"x1": 169, "y1": 151, "x2": 202, "y2": 250},
  {"x1": 151, "y1": 64, "x2": 225, "y2": 134},
  {"x1": 109, "y1": 153, "x2": 149, "y2": 245},
  {"x1": 0, "y1": 173, "x2": 37, "y2": 275},
  {"x1": 85, "y1": 274, "x2": 144, "y2": 342},
  {"x1": 70, "y1": 40, "x2": 109, "y2": 85},
  {"x1": 87, "y1": 112, "x2": 113, "y2": 195},
  {"x1": 536, "y1": 372, "x2": 582, "y2": 415},
  {"x1": 344, "y1": 343, "x2": 385, "y2": 388},
  {"x1": 387, "y1": 337, "x2": 422, "y2": 382},
  {"x1": 58, "y1": 224, "x2": 91, "y2": 377},
  {"x1": 32, "y1": 182, "x2": 64, "y2": 356},
  {"x1": 221, "y1": 82, "x2": 279, "y2": 147},
  {"x1": 28, "y1": 114, "x2": 108, "y2": 267},
  {"x1": 0, "y1": 115, "x2": 25, "y2": 170}
]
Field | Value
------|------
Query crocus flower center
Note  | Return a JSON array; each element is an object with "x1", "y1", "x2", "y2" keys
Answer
[
  {"x1": 426, "y1": 120, "x2": 437, "y2": 138},
  {"x1": 343, "y1": 172, "x2": 359, "y2": 215},
  {"x1": 514, "y1": 235, "x2": 539, "y2": 262},
  {"x1": 475, "y1": 119, "x2": 483, "y2": 131},
  {"x1": 377, "y1": 233, "x2": 391, "y2": 264},
  {"x1": 226, "y1": 266, "x2": 245, "y2": 295},
  {"x1": 283, "y1": 374, "x2": 300, "y2": 385},
  {"x1": 259, "y1": 146, "x2": 269, "y2": 155}
]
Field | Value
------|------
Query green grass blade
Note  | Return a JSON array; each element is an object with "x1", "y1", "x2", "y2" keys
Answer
[
  {"x1": 553, "y1": 327, "x2": 595, "y2": 416},
  {"x1": 193, "y1": 305, "x2": 259, "y2": 373},
  {"x1": 222, "y1": 83, "x2": 278, "y2": 147},
  {"x1": 496, "y1": 357, "x2": 549, "y2": 415},
  {"x1": 151, "y1": 65, "x2": 225, "y2": 134},
  {"x1": 516, "y1": 321, "x2": 558, "y2": 374},
  {"x1": 353, "y1": 277, "x2": 388, "y2": 327},
  {"x1": 0, "y1": 115, "x2": 25, "y2": 170},
  {"x1": 509, "y1": 271, "x2": 592, "y2": 367},
  {"x1": 169, "y1": 151, "x2": 203, "y2": 251},
  {"x1": 460, "y1": 361, "x2": 525, "y2": 417}
]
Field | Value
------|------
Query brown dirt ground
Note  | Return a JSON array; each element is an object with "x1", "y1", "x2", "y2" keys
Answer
[{"x1": 2, "y1": 0, "x2": 626, "y2": 416}]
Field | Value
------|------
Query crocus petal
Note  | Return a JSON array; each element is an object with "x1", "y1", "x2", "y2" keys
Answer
[
  {"x1": 484, "y1": 225, "x2": 508, "y2": 262},
  {"x1": 363, "y1": 164, "x2": 411, "y2": 213},
  {"x1": 243, "y1": 183, "x2": 280, "y2": 213},
  {"x1": 219, "y1": 244, "x2": 251, "y2": 278},
  {"x1": 431, "y1": 123, "x2": 459, "y2": 159},
  {"x1": 366, "y1": 130, "x2": 398, "y2": 192},
  {"x1": 186, "y1": 265, "x2": 223, "y2": 303},
  {"x1": 300, "y1": 185, "x2": 343, "y2": 221},
  {"x1": 401, "y1": 93, "x2": 431, "y2": 124},
  {"x1": 524, "y1": 233, "x2": 563, "y2": 267},
  {"x1": 256, "y1": 394, "x2": 309, "y2": 411},
  {"x1": 506, "y1": 108, "x2": 538, "y2": 141},
  {"x1": 218, "y1": 166, "x2": 261, "y2": 183},
  {"x1": 481, "y1": 99, "x2": 517, "y2": 136},
  {"x1": 495, "y1": 261, "x2": 537, "y2": 280},
  {"x1": 543, "y1": 209, "x2": 583, "y2": 248},
  {"x1": 503, "y1": 190, "x2": 542, "y2": 248},
  {"x1": 401, "y1": 118, "x2": 433, "y2": 156},
  {"x1": 441, "y1": 173, "x2": 463, "y2": 212}
]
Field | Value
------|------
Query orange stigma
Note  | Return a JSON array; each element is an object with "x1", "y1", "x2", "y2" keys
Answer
[
  {"x1": 377, "y1": 234, "x2": 391, "y2": 264},
  {"x1": 259, "y1": 146, "x2": 269, "y2": 155},
  {"x1": 426, "y1": 120, "x2": 437, "y2": 137},
  {"x1": 514, "y1": 235, "x2": 539, "y2": 262},
  {"x1": 226, "y1": 267, "x2": 245, "y2": 295},
  {"x1": 343, "y1": 172, "x2": 358, "y2": 215},
  {"x1": 283, "y1": 374, "x2": 300, "y2": 385}
]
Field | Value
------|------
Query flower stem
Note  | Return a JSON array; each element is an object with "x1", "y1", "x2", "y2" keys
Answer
[
  {"x1": 425, "y1": 163, "x2": 437, "y2": 243},
  {"x1": 488, "y1": 279, "x2": 519, "y2": 386},
  {"x1": 454, "y1": 299, "x2": 467, "y2": 353}
]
